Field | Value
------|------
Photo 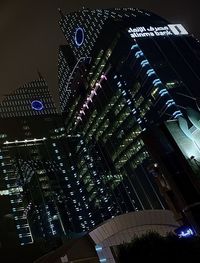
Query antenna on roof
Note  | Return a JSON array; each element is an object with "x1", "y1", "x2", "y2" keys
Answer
[
  {"x1": 37, "y1": 69, "x2": 43, "y2": 80},
  {"x1": 58, "y1": 8, "x2": 65, "y2": 19}
]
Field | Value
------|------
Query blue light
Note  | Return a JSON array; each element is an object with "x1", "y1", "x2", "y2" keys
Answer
[
  {"x1": 159, "y1": 88, "x2": 167, "y2": 94},
  {"x1": 166, "y1": 99, "x2": 174, "y2": 104},
  {"x1": 31, "y1": 100, "x2": 44, "y2": 111},
  {"x1": 140, "y1": 59, "x2": 148, "y2": 67},
  {"x1": 74, "y1": 27, "x2": 84, "y2": 47},
  {"x1": 146, "y1": 69, "x2": 155, "y2": 77},
  {"x1": 160, "y1": 91, "x2": 168, "y2": 96},
  {"x1": 174, "y1": 113, "x2": 183, "y2": 118},
  {"x1": 153, "y1": 79, "x2": 162, "y2": 86},
  {"x1": 175, "y1": 226, "x2": 195, "y2": 238},
  {"x1": 135, "y1": 51, "x2": 144, "y2": 58},
  {"x1": 172, "y1": 110, "x2": 181, "y2": 116},
  {"x1": 159, "y1": 88, "x2": 168, "y2": 97},
  {"x1": 95, "y1": 245, "x2": 103, "y2": 251},
  {"x1": 131, "y1": 44, "x2": 139, "y2": 49},
  {"x1": 165, "y1": 99, "x2": 175, "y2": 108},
  {"x1": 172, "y1": 110, "x2": 183, "y2": 119}
]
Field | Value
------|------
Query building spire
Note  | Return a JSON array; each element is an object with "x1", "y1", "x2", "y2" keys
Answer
[
  {"x1": 37, "y1": 69, "x2": 43, "y2": 80},
  {"x1": 58, "y1": 8, "x2": 65, "y2": 19}
]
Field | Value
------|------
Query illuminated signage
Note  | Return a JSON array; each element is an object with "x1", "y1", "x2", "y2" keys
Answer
[
  {"x1": 175, "y1": 226, "x2": 195, "y2": 238},
  {"x1": 128, "y1": 24, "x2": 188, "y2": 38},
  {"x1": 31, "y1": 100, "x2": 44, "y2": 111},
  {"x1": 74, "y1": 27, "x2": 85, "y2": 47}
]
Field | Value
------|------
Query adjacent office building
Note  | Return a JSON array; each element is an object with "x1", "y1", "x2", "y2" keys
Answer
[
  {"x1": 58, "y1": 8, "x2": 200, "y2": 232},
  {"x1": 0, "y1": 72, "x2": 115, "y2": 245},
  {"x1": 0, "y1": 77, "x2": 71, "y2": 245},
  {"x1": 0, "y1": 77, "x2": 57, "y2": 244},
  {"x1": 0, "y1": 75, "x2": 57, "y2": 118}
]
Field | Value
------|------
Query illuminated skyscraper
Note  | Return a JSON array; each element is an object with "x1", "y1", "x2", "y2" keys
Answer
[
  {"x1": 0, "y1": 78, "x2": 69, "y2": 245},
  {"x1": 58, "y1": 8, "x2": 200, "y2": 232},
  {"x1": 2, "y1": 7, "x2": 200, "y2": 248}
]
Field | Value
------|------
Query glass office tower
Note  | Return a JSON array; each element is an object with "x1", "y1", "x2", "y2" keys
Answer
[
  {"x1": 58, "y1": 8, "x2": 200, "y2": 231},
  {"x1": 0, "y1": 78, "x2": 71, "y2": 245}
]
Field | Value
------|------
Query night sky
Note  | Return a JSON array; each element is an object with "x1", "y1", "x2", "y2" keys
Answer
[{"x1": 0, "y1": 0, "x2": 199, "y2": 105}]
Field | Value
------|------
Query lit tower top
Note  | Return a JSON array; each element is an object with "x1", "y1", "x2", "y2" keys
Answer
[
  {"x1": 0, "y1": 76, "x2": 58, "y2": 118},
  {"x1": 58, "y1": 8, "x2": 190, "y2": 112},
  {"x1": 58, "y1": 8, "x2": 188, "y2": 59}
]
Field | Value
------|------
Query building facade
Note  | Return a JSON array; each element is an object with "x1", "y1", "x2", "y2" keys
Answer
[
  {"x1": 89, "y1": 210, "x2": 179, "y2": 263},
  {"x1": 0, "y1": 75, "x2": 57, "y2": 118},
  {"x1": 58, "y1": 8, "x2": 200, "y2": 232},
  {"x1": 0, "y1": 78, "x2": 74, "y2": 245}
]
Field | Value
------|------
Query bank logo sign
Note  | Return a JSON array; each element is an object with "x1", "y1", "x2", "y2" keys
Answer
[{"x1": 128, "y1": 24, "x2": 188, "y2": 38}]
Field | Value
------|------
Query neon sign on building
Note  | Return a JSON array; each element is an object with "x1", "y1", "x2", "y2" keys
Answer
[
  {"x1": 74, "y1": 27, "x2": 85, "y2": 47},
  {"x1": 31, "y1": 100, "x2": 44, "y2": 111},
  {"x1": 175, "y1": 226, "x2": 195, "y2": 238},
  {"x1": 128, "y1": 24, "x2": 188, "y2": 38}
]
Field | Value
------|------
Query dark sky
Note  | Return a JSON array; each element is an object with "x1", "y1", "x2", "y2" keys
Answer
[{"x1": 0, "y1": 0, "x2": 199, "y2": 105}]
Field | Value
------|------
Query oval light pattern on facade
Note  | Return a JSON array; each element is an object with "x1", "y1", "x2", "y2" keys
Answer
[
  {"x1": 31, "y1": 100, "x2": 44, "y2": 111},
  {"x1": 74, "y1": 27, "x2": 84, "y2": 47}
]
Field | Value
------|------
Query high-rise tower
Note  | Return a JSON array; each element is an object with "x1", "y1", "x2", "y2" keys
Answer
[
  {"x1": 0, "y1": 78, "x2": 71, "y2": 245},
  {"x1": 58, "y1": 8, "x2": 200, "y2": 232}
]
